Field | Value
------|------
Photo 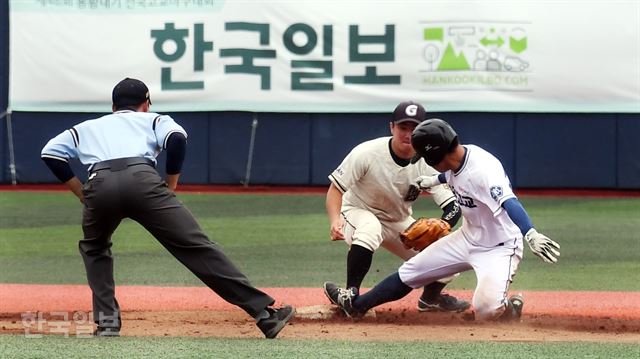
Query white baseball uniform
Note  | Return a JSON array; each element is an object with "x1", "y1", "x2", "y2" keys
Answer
[
  {"x1": 398, "y1": 144, "x2": 524, "y2": 320},
  {"x1": 329, "y1": 137, "x2": 456, "y2": 259}
]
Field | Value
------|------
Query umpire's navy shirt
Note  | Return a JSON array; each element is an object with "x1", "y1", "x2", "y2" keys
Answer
[{"x1": 41, "y1": 110, "x2": 187, "y2": 167}]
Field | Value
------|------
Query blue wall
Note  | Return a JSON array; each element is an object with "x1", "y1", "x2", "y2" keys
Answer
[
  {"x1": 5, "y1": 111, "x2": 639, "y2": 188},
  {"x1": 0, "y1": 111, "x2": 5, "y2": 183},
  {"x1": 1, "y1": 0, "x2": 8, "y2": 183},
  {"x1": 515, "y1": 114, "x2": 617, "y2": 188},
  {"x1": 1, "y1": 5, "x2": 638, "y2": 188},
  {"x1": 618, "y1": 115, "x2": 640, "y2": 189}
]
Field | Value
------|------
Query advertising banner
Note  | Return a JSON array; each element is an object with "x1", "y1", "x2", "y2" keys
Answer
[{"x1": 9, "y1": 0, "x2": 640, "y2": 112}]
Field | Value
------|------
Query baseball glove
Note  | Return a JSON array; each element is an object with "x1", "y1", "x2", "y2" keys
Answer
[{"x1": 399, "y1": 218, "x2": 451, "y2": 251}]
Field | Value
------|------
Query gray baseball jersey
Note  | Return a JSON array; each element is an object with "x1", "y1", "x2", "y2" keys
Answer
[{"x1": 329, "y1": 137, "x2": 455, "y2": 223}]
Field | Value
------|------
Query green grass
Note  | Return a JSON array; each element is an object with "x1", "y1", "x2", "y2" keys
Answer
[
  {"x1": 1, "y1": 192, "x2": 639, "y2": 355},
  {"x1": 1, "y1": 192, "x2": 639, "y2": 290},
  {"x1": 0, "y1": 335, "x2": 638, "y2": 358}
]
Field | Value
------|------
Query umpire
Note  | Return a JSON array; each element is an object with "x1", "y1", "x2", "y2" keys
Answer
[{"x1": 41, "y1": 78, "x2": 294, "y2": 338}]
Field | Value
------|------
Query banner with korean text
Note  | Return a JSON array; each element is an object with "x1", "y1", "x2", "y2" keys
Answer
[{"x1": 8, "y1": 0, "x2": 640, "y2": 113}]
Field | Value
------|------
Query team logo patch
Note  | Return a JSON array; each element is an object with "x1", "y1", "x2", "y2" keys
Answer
[
  {"x1": 490, "y1": 186, "x2": 503, "y2": 202},
  {"x1": 405, "y1": 104, "x2": 418, "y2": 116}
]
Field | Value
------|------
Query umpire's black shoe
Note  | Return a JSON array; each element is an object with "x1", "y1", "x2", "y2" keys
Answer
[
  {"x1": 93, "y1": 327, "x2": 120, "y2": 337},
  {"x1": 257, "y1": 305, "x2": 295, "y2": 339}
]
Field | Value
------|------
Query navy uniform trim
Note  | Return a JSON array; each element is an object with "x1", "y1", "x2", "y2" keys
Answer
[
  {"x1": 329, "y1": 174, "x2": 347, "y2": 193},
  {"x1": 342, "y1": 212, "x2": 356, "y2": 232},
  {"x1": 152, "y1": 115, "x2": 162, "y2": 131},
  {"x1": 162, "y1": 130, "x2": 183, "y2": 149},
  {"x1": 500, "y1": 238, "x2": 518, "y2": 305},
  {"x1": 388, "y1": 138, "x2": 410, "y2": 167},
  {"x1": 69, "y1": 127, "x2": 79, "y2": 147},
  {"x1": 41, "y1": 154, "x2": 69, "y2": 162},
  {"x1": 453, "y1": 146, "x2": 470, "y2": 177}
]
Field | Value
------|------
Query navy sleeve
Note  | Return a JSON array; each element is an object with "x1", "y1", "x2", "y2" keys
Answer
[
  {"x1": 502, "y1": 198, "x2": 533, "y2": 236},
  {"x1": 438, "y1": 173, "x2": 447, "y2": 183},
  {"x1": 165, "y1": 132, "x2": 187, "y2": 175},
  {"x1": 42, "y1": 157, "x2": 75, "y2": 183},
  {"x1": 441, "y1": 200, "x2": 461, "y2": 227}
]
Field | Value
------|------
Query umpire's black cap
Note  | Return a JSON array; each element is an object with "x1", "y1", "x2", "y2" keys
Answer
[
  {"x1": 391, "y1": 101, "x2": 426, "y2": 124},
  {"x1": 410, "y1": 118, "x2": 458, "y2": 165},
  {"x1": 112, "y1": 78, "x2": 152, "y2": 108}
]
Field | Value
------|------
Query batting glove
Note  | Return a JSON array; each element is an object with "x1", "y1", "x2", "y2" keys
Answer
[
  {"x1": 405, "y1": 175, "x2": 445, "y2": 201},
  {"x1": 524, "y1": 228, "x2": 561, "y2": 264},
  {"x1": 415, "y1": 175, "x2": 441, "y2": 191}
]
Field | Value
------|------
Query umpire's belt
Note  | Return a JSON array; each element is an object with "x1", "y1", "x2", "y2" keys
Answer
[{"x1": 90, "y1": 157, "x2": 155, "y2": 172}]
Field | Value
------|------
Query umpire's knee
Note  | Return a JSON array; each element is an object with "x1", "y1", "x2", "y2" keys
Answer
[{"x1": 79, "y1": 239, "x2": 112, "y2": 256}]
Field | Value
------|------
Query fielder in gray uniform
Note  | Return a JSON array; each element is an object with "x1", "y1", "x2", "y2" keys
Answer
[
  {"x1": 323, "y1": 101, "x2": 469, "y2": 315},
  {"x1": 41, "y1": 78, "x2": 294, "y2": 338},
  {"x1": 325, "y1": 118, "x2": 560, "y2": 321}
]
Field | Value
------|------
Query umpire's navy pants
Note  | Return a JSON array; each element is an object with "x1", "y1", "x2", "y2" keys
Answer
[{"x1": 79, "y1": 159, "x2": 274, "y2": 329}]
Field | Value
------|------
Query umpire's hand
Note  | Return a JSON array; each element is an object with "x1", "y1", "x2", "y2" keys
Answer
[{"x1": 166, "y1": 174, "x2": 179, "y2": 192}]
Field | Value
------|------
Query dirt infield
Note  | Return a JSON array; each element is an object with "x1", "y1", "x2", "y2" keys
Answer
[{"x1": 1, "y1": 284, "x2": 639, "y2": 342}]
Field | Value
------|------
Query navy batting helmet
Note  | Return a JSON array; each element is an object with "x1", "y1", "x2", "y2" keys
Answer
[{"x1": 410, "y1": 118, "x2": 458, "y2": 166}]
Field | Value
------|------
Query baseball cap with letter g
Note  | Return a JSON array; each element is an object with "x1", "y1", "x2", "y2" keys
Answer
[
  {"x1": 392, "y1": 101, "x2": 426, "y2": 125},
  {"x1": 112, "y1": 77, "x2": 152, "y2": 109}
]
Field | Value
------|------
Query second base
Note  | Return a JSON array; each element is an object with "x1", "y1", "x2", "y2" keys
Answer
[{"x1": 295, "y1": 304, "x2": 376, "y2": 320}]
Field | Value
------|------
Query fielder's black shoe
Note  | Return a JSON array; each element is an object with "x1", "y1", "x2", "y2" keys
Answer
[
  {"x1": 93, "y1": 327, "x2": 120, "y2": 337},
  {"x1": 417, "y1": 293, "x2": 471, "y2": 313},
  {"x1": 323, "y1": 282, "x2": 360, "y2": 318},
  {"x1": 257, "y1": 305, "x2": 295, "y2": 339}
]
